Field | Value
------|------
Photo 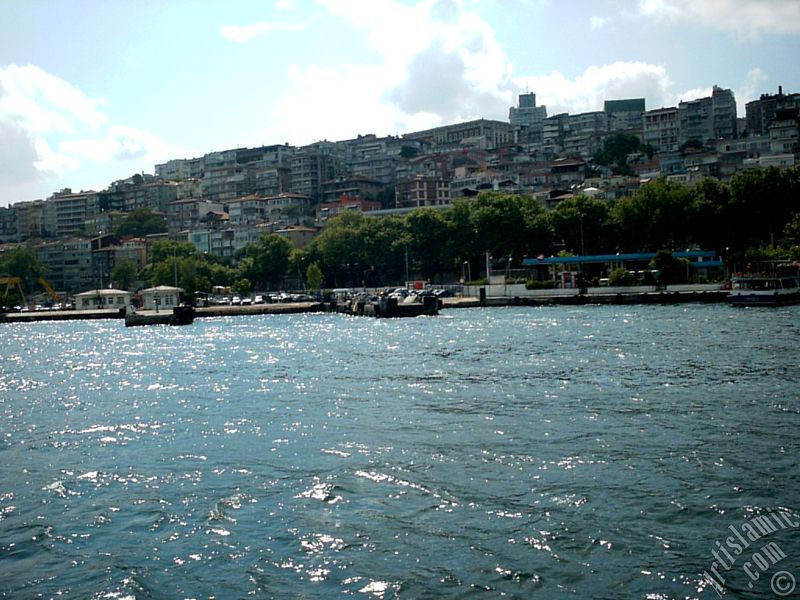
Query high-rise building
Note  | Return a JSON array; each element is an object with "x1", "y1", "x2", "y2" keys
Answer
[
  {"x1": 678, "y1": 85, "x2": 737, "y2": 147},
  {"x1": 604, "y1": 98, "x2": 645, "y2": 133},
  {"x1": 745, "y1": 86, "x2": 800, "y2": 136}
]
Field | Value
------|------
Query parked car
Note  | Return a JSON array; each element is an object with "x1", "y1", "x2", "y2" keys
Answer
[
  {"x1": 231, "y1": 296, "x2": 241, "y2": 305},
  {"x1": 254, "y1": 295, "x2": 264, "y2": 304},
  {"x1": 240, "y1": 297, "x2": 252, "y2": 305}
]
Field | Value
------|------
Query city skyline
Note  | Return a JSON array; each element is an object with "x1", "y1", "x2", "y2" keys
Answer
[{"x1": 1, "y1": 0, "x2": 799, "y2": 207}]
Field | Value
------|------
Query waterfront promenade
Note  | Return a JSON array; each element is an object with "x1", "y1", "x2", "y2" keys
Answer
[{"x1": 1, "y1": 284, "x2": 728, "y2": 324}]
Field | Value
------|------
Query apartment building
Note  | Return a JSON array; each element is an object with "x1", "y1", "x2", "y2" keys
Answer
[
  {"x1": 644, "y1": 107, "x2": 680, "y2": 153},
  {"x1": 105, "y1": 176, "x2": 178, "y2": 213},
  {"x1": 321, "y1": 176, "x2": 386, "y2": 203},
  {"x1": 290, "y1": 142, "x2": 343, "y2": 201},
  {"x1": 166, "y1": 198, "x2": 224, "y2": 234},
  {"x1": 769, "y1": 107, "x2": 800, "y2": 155},
  {"x1": 316, "y1": 195, "x2": 382, "y2": 226},
  {"x1": 156, "y1": 156, "x2": 205, "y2": 180},
  {"x1": 402, "y1": 119, "x2": 513, "y2": 152},
  {"x1": 678, "y1": 86, "x2": 737, "y2": 147},
  {"x1": 745, "y1": 86, "x2": 800, "y2": 136},
  {"x1": 395, "y1": 175, "x2": 450, "y2": 209},
  {"x1": 43, "y1": 189, "x2": 101, "y2": 238},
  {"x1": 34, "y1": 237, "x2": 96, "y2": 292},
  {"x1": 604, "y1": 98, "x2": 645, "y2": 133}
]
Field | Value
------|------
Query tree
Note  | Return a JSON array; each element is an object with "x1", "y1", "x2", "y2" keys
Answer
[
  {"x1": 688, "y1": 178, "x2": 732, "y2": 253},
  {"x1": 593, "y1": 133, "x2": 643, "y2": 175},
  {"x1": 0, "y1": 246, "x2": 47, "y2": 293},
  {"x1": 238, "y1": 234, "x2": 293, "y2": 289},
  {"x1": 232, "y1": 278, "x2": 252, "y2": 296},
  {"x1": 608, "y1": 268, "x2": 636, "y2": 286},
  {"x1": 110, "y1": 259, "x2": 138, "y2": 290},
  {"x1": 114, "y1": 208, "x2": 167, "y2": 238},
  {"x1": 550, "y1": 195, "x2": 611, "y2": 255},
  {"x1": 405, "y1": 208, "x2": 452, "y2": 281},
  {"x1": 651, "y1": 250, "x2": 691, "y2": 285},
  {"x1": 730, "y1": 166, "x2": 799, "y2": 249},
  {"x1": 148, "y1": 240, "x2": 196, "y2": 263},
  {"x1": 306, "y1": 262, "x2": 324, "y2": 292},
  {"x1": 611, "y1": 178, "x2": 692, "y2": 251}
]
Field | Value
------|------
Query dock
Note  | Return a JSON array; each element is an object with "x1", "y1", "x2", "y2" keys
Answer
[{"x1": 1, "y1": 288, "x2": 733, "y2": 325}]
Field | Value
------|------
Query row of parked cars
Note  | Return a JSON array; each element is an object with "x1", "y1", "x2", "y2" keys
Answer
[
  {"x1": 7, "y1": 302, "x2": 73, "y2": 313},
  {"x1": 204, "y1": 292, "x2": 316, "y2": 306}
]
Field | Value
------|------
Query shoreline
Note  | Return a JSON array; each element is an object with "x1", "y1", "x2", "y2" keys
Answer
[{"x1": 0, "y1": 288, "x2": 734, "y2": 324}]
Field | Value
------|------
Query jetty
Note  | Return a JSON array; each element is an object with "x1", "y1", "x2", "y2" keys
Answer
[{"x1": 0, "y1": 284, "x2": 736, "y2": 325}]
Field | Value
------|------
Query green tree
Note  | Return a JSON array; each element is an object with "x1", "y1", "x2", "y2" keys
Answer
[
  {"x1": 110, "y1": 259, "x2": 138, "y2": 290},
  {"x1": 651, "y1": 250, "x2": 691, "y2": 285},
  {"x1": 608, "y1": 268, "x2": 636, "y2": 286},
  {"x1": 688, "y1": 178, "x2": 732, "y2": 253},
  {"x1": 405, "y1": 208, "x2": 452, "y2": 281},
  {"x1": 232, "y1": 278, "x2": 252, "y2": 296},
  {"x1": 306, "y1": 262, "x2": 324, "y2": 292},
  {"x1": 550, "y1": 195, "x2": 611, "y2": 255},
  {"x1": 238, "y1": 234, "x2": 293, "y2": 289},
  {"x1": 305, "y1": 211, "x2": 370, "y2": 286},
  {"x1": 0, "y1": 246, "x2": 47, "y2": 294},
  {"x1": 114, "y1": 208, "x2": 167, "y2": 237},
  {"x1": 148, "y1": 240, "x2": 196, "y2": 263},
  {"x1": 611, "y1": 178, "x2": 692, "y2": 251},
  {"x1": 781, "y1": 212, "x2": 800, "y2": 247},
  {"x1": 593, "y1": 133, "x2": 644, "y2": 175},
  {"x1": 730, "y1": 166, "x2": 799, "y2": 249}
]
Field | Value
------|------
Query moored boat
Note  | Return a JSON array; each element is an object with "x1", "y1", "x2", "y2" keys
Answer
[
  {"x1": 365, "y1": 294, "x2": 439, "y2": 317},
  {"x1": 124, "y1": 305, "x2": 196, "y2": 326},
  {"x1": 727, "y1": 274, "x2": 800, "y2": 306}
]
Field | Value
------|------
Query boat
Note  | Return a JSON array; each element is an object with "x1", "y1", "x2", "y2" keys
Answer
[
  {"x1": 364, "y1": 293, "x2": 439, "y2": 317},
  {"x1": 727, "y1": 274, "x2": 800, "y2": 306},
  {"x1": 124, "y1": 305, "x2": 196, "y2": 326},
  {"x1": 334, "y1": 291, "x2": 439, "y2": 318}
]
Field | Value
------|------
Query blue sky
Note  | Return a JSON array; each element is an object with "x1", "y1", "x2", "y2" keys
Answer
[{"x1": 1, "y1": 0, "x2": 798, "y2": 206}]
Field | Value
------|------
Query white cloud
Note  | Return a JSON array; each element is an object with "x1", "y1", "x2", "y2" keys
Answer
[
  {"x1": 246, "y1": 0, "x2": 518, "y2": 143},
  {"x1": 318, "y1": 0, "x2": 513, "y2": 123},
  {"x1": 515, "y1": 62, "x2": 674, "y2": 114},
  {"x1": 0, "y1": 64, "x2": 107, "y2": 136},
  {"x1": 637, "y1": 0, "x2": 800, "y2": 37},
  {"x1": 220, "y1": 16, "x2": 316, "y2": 42},
  {"x1": 589, "y1": 15, "x2": 609, "y2": 30},
  {"x1": 0, "y1": 64, "x2": 189, "y2": 204},
  {"x1": 735, "y1": 67, "x2": 769, "y2": 112}
]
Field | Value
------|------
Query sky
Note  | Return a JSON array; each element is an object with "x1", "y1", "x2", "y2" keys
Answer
[{"x1": 1, "y1": 0, "x2": 799, "y2": 206}]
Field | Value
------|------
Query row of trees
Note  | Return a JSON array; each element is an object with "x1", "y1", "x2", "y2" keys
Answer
[
  {"x1": 3, "y1": 166, "x2": 800, "y2": 297},
  {"x1": 299, "y1": 166, "x2": 800, "y2": 286}
]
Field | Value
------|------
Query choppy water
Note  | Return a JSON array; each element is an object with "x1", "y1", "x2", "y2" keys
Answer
[{"x1": 1, "y1": 305, "x2": 798, "y2": 599}]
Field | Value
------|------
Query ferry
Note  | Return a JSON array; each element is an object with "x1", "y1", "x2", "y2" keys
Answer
[{"x1": 727, "y1": 274, "x2": 800, "y2": 306}]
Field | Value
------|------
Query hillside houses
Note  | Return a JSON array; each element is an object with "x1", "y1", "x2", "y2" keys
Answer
[{"x1": 1, "y1": 84, "x2": 798, "y2": 292}]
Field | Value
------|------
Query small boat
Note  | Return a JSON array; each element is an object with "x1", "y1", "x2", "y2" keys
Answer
[
  {"x1": 124, "y1": 305, "x2": 196, "y2": 326},
  {"x1": 365, "y1": 294, "x2": 439, "y2": 317},
  {"x1": 727, "y1": 274, "x2": 800, "y2": 307}
]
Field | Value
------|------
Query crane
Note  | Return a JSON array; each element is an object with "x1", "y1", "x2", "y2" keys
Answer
[
  {"x1": 0, "y1": 277, "x2": 27, "y2": 307},
  {"x1": 38, "y1": 277, "x2": 61, "y2": 302}
]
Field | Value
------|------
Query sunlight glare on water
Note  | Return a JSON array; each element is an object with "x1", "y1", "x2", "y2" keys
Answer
[{"x1": 1, "y1": 306, "x2": 798, "y2": 598}]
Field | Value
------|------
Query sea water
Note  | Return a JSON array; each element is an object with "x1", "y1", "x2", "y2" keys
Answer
[{"x1": 1, "y1": 305, "x2": 798, "y2": 598}]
